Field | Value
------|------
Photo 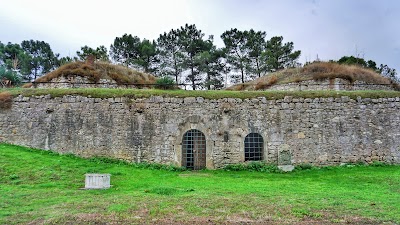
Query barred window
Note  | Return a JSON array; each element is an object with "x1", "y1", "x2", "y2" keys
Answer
[{"x1": 244, "y1": 133, "x2": 263, "y2": 161}]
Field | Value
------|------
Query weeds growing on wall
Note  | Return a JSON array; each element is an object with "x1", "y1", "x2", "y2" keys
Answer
[
  {"x1": 224, "y1": 161, "x2": 393, "y2": 173},
  {"x1": 294, "y1": 163, "x2": 314, "y2": 171},
  {"x1": 224, "y1": 162, "x2": 280, "y2": 172}
]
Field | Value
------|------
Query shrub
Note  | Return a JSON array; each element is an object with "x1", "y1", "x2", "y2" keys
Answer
[
  {"x1": 295, "y1": 163, "x2": 313, "y2": 170},
  {"x1": 155, "y1": 76, "x2": 176, "y2": 90},
  {"x1": 0, "y1": 91, "x2": 12, "y2": 109},
  {"x1": 145, "y1": 187, "x2": 178, "y2": 195},
  {"x1": 0, "y1": 66, "x2": 21, "y2": 86},
  {"x1": 224, "y1": 162, "x2": 279, "y2": 173},
  {"x1": 223, "y1": 163, "x2": 246, "y2": 171},
  {"x1": 8, "y1": 174, "x2": 20, "y2": 180},
  {"x1": 370, "y1": 161, "x2": 388, "y2": 167}
]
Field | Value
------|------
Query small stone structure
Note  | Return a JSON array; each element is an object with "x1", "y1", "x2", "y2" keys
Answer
[
  {"x1": 32, "y1": 76, "x2": 126, "y2": 89},
  {"x1": 278, "y1": 144, "x2": 294, "y2": 171},
  {"x1": 267, "y1": 78, "x2": 394, "y2": 91},
  {"x1": 85, "y1": 174, "x2": 111, "y2": 189},
  {"x1": 1, "y1": 94, "x2": 400, "y2": 169}
]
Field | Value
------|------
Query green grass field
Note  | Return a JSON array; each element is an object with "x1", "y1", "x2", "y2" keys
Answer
[{"x1": 1, "y1": 144, "x2": 399, "y2": 224}]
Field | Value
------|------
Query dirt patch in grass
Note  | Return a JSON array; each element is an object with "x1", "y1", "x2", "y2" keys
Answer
[{"x1": 28, "y1": 212, "x2": 382, "y2": 225}]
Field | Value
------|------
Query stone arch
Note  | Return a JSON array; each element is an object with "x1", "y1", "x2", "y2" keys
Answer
[
  {"x1": 244, "y1": 133, "x2": 264, "y2": 161},
  {"x1": 182, "y1": 129, "x2": 206, "y2": 170}
]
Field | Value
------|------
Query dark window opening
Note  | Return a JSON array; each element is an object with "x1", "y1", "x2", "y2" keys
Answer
[{"x1": 244, "y1": 133, "x2": 263, "y2": 161}]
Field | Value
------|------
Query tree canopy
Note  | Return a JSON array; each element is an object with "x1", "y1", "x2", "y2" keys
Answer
[
  {"x1": 76, "y1": 45, "x2": 109, "y2": 62},
  {"x1": 1, "y1": 23, "x2": 397, "y2": 88},
  {"x1": 263, "y1": 36, "x2": 301, "y2": 72},
  {"x1": 21, "y1": 40, "x2": 58, "y2": 80}
]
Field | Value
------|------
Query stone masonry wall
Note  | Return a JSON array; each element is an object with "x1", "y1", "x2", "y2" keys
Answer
[
  {"x1": 268, "y1": 78, "x2": 394, "y2": 91},
  {"x1": 1, "y1": 94, "x2": 399, "y2": 168},
  {"x1": 33, "y1": 76, "x2": 133, "y2": 89}
]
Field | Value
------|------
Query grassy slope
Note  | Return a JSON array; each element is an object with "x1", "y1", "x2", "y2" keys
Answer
[
  {"x1": 30, "y1": 61, "x2": 156, "y2": 86},
  {"x1": 227, "y1": 62, "x2": 397, "y2": 91},
  {"x1": 1, "y1": 144, "x2": 399, "y2": 224},
  {"x1": 3, "y1": 88, "x2": 400, "y2": 100}
]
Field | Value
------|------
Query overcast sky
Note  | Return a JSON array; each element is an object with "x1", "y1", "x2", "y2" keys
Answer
[{"x1": 1, "y1": 0, "x2": 399, "y2": 72}]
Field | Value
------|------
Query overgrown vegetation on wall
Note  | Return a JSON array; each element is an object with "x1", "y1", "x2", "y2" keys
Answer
[
  {"x1": 155, "y1": 76, "x2": 178, "y2": 90},
  {"x1": 22, "y1": 61, "x2": 156, "y2": 87},
  {"x1": 228, "y1": 62, "x2": 399, "y2": 91}
]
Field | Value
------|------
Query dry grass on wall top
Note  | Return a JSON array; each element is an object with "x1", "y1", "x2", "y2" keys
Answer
[
  {"x1": 0, "y1": 91, "x2": 12, "y2": 109},
  {"x1": 227, "y1": 62, "x2": 395, "y2": 91},
  {"x1": 255, "y1": 75, "x2": 278, "y2": 90},
  {"x1": 305, "y1": 62, "x2": 391, "y2": 84},
  {"x1": 95, "y1": 62, "x2": 156, "y2": 85},
  {"x1": 26, "y1": 61, "x2": 156, "y2": 87},
  {"x1": 35, "y1": 62, "x2": 101, "y2": 83}
]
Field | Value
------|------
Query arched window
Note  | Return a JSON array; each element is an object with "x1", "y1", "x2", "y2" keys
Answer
[
  {"x1": 244, "y1": 133, "x2": 263, "y2": 161},
  {"x1": 182, "y1": 129, "x2": 206, "y2": 170}
]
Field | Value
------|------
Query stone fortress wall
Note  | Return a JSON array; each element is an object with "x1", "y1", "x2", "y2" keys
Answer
[{"x1": 1, "y1": 94, "x2": 399, "y2": 168}]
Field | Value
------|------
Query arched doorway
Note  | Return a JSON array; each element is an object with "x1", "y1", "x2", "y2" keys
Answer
[{"x1": 182, "y1": 129, "x2": 206, "y2": 170}]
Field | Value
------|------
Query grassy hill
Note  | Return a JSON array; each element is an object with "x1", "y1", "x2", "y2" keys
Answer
[
  {"x1": 23, "y1": 61, "x2": 156, "y2": 87},
  {"x1": 227, "y1": 62, "x2": 398, "y2": 91},
  {"x1": 1, "y1": 144, "x2": 399, "y2": 224}
]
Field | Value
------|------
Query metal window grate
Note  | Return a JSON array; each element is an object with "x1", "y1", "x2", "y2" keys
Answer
[
  {"x1": 244, "y1": 133, "x2": 263, "y2": 161},
  {"x1": 182, "y1": 129, "x2": 206, "y2": 170}
]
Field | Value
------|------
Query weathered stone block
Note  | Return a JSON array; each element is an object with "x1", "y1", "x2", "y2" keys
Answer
[
  {"x1": 278, "y1": 165, "x2": 295, "y2": 172},
  {"x1": 85, "y1": 174, "x2": 111, "y2": 189}
]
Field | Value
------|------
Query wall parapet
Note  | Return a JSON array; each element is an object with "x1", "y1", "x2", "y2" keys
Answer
[{"x1": 12, "y1": 94, "x2": 400, "y2": 104}]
